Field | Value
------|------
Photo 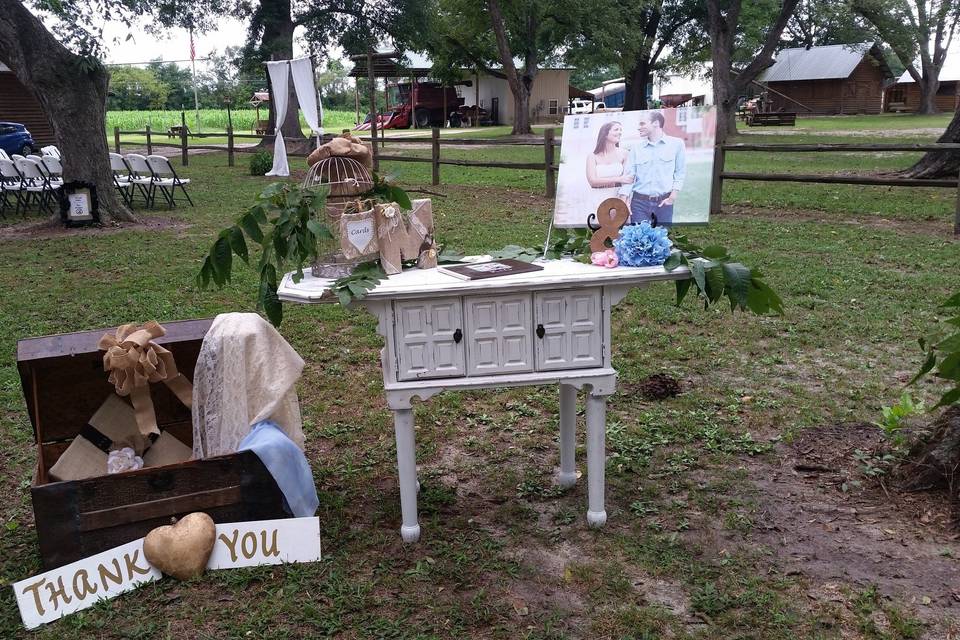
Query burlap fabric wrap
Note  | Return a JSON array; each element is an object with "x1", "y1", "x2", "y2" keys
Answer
[{"x1": 98, "y1": 321, "x2": 194, "y2": 438}]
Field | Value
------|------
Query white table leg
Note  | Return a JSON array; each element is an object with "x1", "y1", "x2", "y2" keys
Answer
[
  {"x1": 585, "y1": 391, "x2": 607, "y2": 527},
  {"x1": 393, "y1": 408, "x2": 421, "y2": 542},
  {"x1": 557, "y1": 383, "x2": 578, "y2": 488}
]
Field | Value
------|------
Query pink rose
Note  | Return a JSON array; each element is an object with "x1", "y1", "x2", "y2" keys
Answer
[{"x1": 590, "y1": 249, "x2": 619, "y2": 268}]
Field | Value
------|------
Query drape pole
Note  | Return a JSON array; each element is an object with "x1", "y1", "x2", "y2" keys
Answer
[{"x1": 368, "y1": 48, "x2": 379, "y2": 172}]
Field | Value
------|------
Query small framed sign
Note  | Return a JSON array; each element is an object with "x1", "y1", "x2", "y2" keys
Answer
[{"x1": 59, "y1": 181, "x2": 100, "y2": 227}]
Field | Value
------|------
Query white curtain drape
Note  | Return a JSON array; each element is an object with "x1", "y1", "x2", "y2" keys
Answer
[
  {"x1": 289, "y1": 57, "x2": 323, "y2": 147},
  {"x1": 265, "y1": 60, "x2": 290, "y2": 177}
]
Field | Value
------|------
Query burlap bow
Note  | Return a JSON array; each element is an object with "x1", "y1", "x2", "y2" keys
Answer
[{"x1": 98, "y1": 321, "x2": 194, "y2": 438}]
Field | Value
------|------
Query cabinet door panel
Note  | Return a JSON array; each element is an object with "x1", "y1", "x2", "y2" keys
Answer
[
  {"x1": 395, "y1": 298, "x2": 465, "y2": 381},
  {"x1": 534, "y1": 289, "x2": 603, "y2": 370},
  {"x1": 464, "y1": 295, "x2": 534, "y2": 376}
]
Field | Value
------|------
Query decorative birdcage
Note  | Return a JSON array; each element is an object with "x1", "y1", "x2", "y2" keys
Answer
[
  {"x1": 303, "y1": 156, "x2": 376, "y2": 279},
  {"x1": 302, "y1": 156, "x2": 374, "y2": 217}
]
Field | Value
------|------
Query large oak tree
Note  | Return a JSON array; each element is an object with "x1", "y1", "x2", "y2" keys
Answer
[
  {"x1": 852, "y1": 0, "x2": 959, "y2": 115},
  {"x1": 705, "y1": 0, "x2": 801, "y2": 143},
  {"x1": 0, "y1": 0, "x2": 134, "y2": 222}
]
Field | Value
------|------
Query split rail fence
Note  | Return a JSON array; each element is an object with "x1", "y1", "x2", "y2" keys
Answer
[
  {"x1": 713, "y1": 142, "x2": 960, "y2": 235},
  {"x1": 111, "y1": 126, "x2": 561, "y2": 197},
  {"x1": 111, "y1": 125, "x2": 960, "y2": 233}
]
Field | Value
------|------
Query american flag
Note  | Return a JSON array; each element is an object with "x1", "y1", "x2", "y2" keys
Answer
[{"x1": 189, "y1": 28, "x2": 196, "y2": 61}]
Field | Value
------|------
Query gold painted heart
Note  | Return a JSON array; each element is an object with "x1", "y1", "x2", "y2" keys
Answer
[{"x1": 143, "y1": 512, "x2": 216, "y2": 580}]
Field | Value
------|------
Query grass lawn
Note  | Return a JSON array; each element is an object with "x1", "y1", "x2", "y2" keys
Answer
[{"x1": 1, "y1": 112, "x2": 958, "y2": 638}]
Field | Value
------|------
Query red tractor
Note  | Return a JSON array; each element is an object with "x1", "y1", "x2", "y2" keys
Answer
[{"x1": 356, "y1": 80, "x2": 487, "y2": 130}]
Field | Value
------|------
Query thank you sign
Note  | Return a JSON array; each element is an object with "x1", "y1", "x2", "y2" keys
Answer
[{"x1": 14, "y1": 517, "x2": 321, "y2": 629}]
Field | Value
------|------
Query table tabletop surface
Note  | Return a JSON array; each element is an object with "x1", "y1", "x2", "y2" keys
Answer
[{"x1": 279, "y1": 258, "x2": 691, "y2": 303}]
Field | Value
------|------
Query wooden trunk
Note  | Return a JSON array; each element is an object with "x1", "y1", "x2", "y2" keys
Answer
[{"x1": 17, "y1": 319, "x2": 289, "y2": 570}]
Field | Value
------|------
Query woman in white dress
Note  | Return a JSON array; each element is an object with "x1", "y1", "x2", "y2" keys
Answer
[{"x1": 585, "y1": 121, "x2": 632, "y2": 201}]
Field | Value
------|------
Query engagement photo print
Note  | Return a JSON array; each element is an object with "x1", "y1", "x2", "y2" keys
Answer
[{"x1": 553, "y1": 106, "x2": 717, "y2": 228}]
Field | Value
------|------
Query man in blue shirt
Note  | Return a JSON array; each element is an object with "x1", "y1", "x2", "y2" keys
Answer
[{"x1": 618, "y1": 111, "x2": 686, "y2": 226}]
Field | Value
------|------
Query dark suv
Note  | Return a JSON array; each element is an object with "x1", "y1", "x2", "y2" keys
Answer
[{"x1": 0, "y1": 122, "x2": 36, "y2": 156}]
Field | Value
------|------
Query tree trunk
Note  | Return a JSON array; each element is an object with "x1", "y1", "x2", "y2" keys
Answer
[
  {"x1": 623, "y1": 60, "x2": 650, "y2": 111},
  {"x1": 258, "y1": 0, "x2": 305, "y2": 149},
  {"x1": 512, "y1": 82, "x2": 533, "y2": 136},
  {"x1": 487, "y1": 0, "x2": 535, "y2": 136},
  {"x1": 622, "y1": 6, "x2": 661, "y2": 112},
  {"x1": 917, "y1": 72, "x2": 941, "y2": 115},
  {"x1": 903, "y1": 107, "x2": 960, "y2": 178},
  {"x1": 706, "y1": 0, "x2": 800, "y2": 145},
  {"x1": 0, "y1": 0, "x2": 133, "y2": 222}
]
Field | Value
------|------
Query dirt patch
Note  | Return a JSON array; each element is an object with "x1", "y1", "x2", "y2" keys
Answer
[
  {"x1": 0, "y1": 214, "x2": 190, "y2": 241},
  {"x1": 622, "y1": 373, "x2": 683, "y2": 400},
  {"x1": 741, "y1": 421, "x2": 960, "y2": 629}
]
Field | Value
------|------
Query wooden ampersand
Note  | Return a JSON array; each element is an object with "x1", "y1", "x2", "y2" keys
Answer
[{"x1": 588, "y1": 197, "x2": 630, "y2": 252}]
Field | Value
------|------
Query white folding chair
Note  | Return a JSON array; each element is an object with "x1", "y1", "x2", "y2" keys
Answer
[
  {"x1": 40, "y1": 155, "x2": 63, "y2": 186},
  {"x1": 11, "y1": 154, "x2": 25, "y2": 162},
  {"x1": 123, "y1": 154, "x2": 156, "y2": 208},
  {"x1": 0, "y1": 149, "x2": 10, "y2": 162},
  {"x1": 0, "y1": 158, "x2": 26, "y2": 217},
  {"x1": 146, "y1": 155, "x2": 193, "y2": 208},
  {"x1": 110, "y1": 152, "x2": 137, "y2": 206},
  {"x1": 15, "y1": 157, "x2": 59, "y2": 215},
  {"x1": 41, "y1": 145, "x2": 61, "y2": 159}
]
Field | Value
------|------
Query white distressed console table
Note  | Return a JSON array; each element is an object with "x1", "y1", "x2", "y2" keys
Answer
[{"x1": 279, "y1": 259, "x2": 689, "y2": 542}]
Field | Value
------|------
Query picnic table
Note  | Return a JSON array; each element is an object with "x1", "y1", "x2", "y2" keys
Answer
[
  {"x1": 167, "y1": 125, "x2": 190, "y2": 138},
  {"x1": 746, "y1": 112, "x2": 797, "y2": 127}
]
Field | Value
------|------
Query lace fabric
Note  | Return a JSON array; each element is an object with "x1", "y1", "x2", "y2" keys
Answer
[{"x1": 192, "y1": 313, "x2": 305, "y2": 458}]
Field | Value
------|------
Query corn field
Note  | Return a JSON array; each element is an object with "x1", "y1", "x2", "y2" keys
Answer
[{"x1": 106, "y1": 109, "x2": 358, "y2": 134}]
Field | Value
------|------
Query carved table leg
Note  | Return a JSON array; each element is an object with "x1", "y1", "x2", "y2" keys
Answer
[
  {"x1": 557, "y1": 383, "x2": 578, "y2": 488},
  {"x1": 585, "y1": 390, "x2": 607, "y2": 527},
  {"x1": 393, "y1": 408, "x2": 421, "y2": 542}
]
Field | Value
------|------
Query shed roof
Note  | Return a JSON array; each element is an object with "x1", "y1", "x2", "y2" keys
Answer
[
  {"x1": 895, "y1": 51, "x2": 960, "y2": 82},
  {"x1": 759, "y1": 43, "x2": 879, "y2": 82}
]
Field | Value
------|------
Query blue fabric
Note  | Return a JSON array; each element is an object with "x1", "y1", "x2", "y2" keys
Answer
[{"x1": 238, "y1": 421, "x2": 319, "y2": 517}]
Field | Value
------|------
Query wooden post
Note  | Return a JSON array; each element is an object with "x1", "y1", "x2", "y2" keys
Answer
[
  {"x1": 544, "y1": 128, "x2": 556, "y2": 198},
  {"x1": 710, "y1": 145, "x2": 725, "y2": 216},
  {"x1": 431, "y1": 127, "x2": 440, "y2": 186},
  {"x1": 113, "y1": 127, "x2": 120, "y2": 154},
  {"x1": 145, "y1": 125, "x2": 152, "y2": 156},
  {"x1": 228, "y1": 125, "x2": 235, "y2": 168},
  {"x1": 955, "y1": 166, "x2": 960, "y2": 235},
  {"x1": 180, "y1": 111, "x2": 188, "y2": 166},
  {"x1": 367, "y1": 49, "x2": 379, "y2": 172}
]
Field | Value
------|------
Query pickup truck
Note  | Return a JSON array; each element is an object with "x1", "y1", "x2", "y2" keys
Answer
[{"x1": 570, "y1": 99, "x2": 605, "y2": 114}]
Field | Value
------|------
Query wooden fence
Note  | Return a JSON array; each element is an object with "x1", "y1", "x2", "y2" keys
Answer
[
  {"x1": 111, "y1": 127, "x2": 960, "y2": 233},
  {"x1": 713, "y1": 142, "x2": 960, "y2": 235},
  {"x1": 111, "y1": 126, "x2": 561, "y2": 198}
]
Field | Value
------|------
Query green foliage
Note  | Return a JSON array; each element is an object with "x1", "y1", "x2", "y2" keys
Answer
[
  {"x1": 331, "y1": 261, "x2": 388, "y2": 307},
  {"x1": 874, "y1": 391, "x2": 924, "y2": 448},
  {"x1": 663, "y1": 234, "x2": 784, "y2": 316},
  {"x1": 249, "y1": 151, "x2": 273, "y2": 176},
  {"x1": 197, "y1": 183, "x2": 331, "y2": 326},
  {"x1": 106, "y1": 109, "x2": 358, "y2": 135},
  {"x1": 910, "y1": 291, "x2": 960, "y2": 408},
  {"x1": 106, "y1": 66, "x2": 169, "y2": 111}
]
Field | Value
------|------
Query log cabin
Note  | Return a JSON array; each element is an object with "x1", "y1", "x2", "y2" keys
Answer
[
  {"x1": 756, "y1": 43, "x2": 894, "y2": 115},
  {"x1": 883, "y1": 53, "x2": 960, "y2": 113}
]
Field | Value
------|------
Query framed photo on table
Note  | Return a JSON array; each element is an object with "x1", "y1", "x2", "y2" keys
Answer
[
  {"x1": 553, "y1": 106, "x2": 717, "y2": 228},
  {"x1": 59, "y1": 181, "x2": 100, "y2": 227}
]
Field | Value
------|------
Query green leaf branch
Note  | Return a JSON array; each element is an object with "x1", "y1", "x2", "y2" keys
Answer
[
  {"x1": 197, "y1": 182, "x2": 331, "y2": 326},
  {"x1": 663, "y1": 233, "x2": 784, "y2": 316},
  {"x1": 910, "y1": 291, "x2": 960, "y2": 408}
]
